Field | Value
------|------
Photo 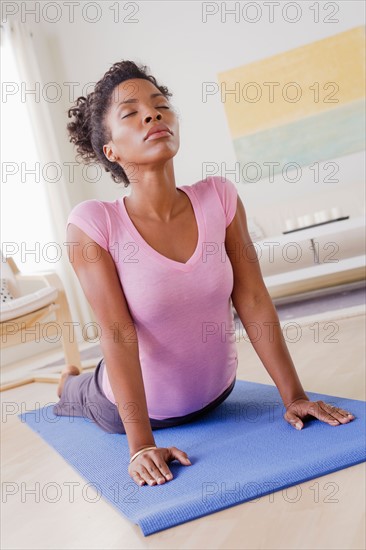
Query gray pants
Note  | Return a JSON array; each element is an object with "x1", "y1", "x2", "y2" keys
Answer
[{"x1": 53, "y1": 358, "x2": 236, "y2": 434}]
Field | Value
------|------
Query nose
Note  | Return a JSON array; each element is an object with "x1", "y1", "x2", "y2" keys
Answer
[{"x1": 144, "y1": 111, "x2": 162, "y2": 124}]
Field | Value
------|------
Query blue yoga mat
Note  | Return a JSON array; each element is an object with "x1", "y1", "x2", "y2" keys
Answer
[{"x1": 19, "y1": 380, "x2": 366, "y2": 536}]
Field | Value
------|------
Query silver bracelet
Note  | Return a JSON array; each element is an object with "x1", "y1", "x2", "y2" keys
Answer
[{"x1": 129, "y1": 445, "x2": 157, "y2": 464}]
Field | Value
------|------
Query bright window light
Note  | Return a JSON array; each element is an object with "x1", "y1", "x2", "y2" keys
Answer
[{"x1": 1, "y1": 32, "x2": 55, "y2": 273}]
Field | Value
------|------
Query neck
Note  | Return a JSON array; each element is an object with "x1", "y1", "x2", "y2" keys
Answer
[{"x1": 123, "y1": 161, "x2": 180, "y2": 222}]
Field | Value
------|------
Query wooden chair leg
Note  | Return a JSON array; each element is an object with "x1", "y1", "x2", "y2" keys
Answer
[
  {"x1": 0, "y1": 378, "x2": 35, "y2": 391},
  {"x1": 32, "y1": 374, "x2": 61, "y2": 384},
  {"x1": 53, "y1": 287, "x2": 83, "y2": 371}
]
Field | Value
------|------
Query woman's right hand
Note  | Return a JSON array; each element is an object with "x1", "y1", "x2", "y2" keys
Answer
[{"x1": 128, "y1": 446, "x2": 192, "y2": 486}]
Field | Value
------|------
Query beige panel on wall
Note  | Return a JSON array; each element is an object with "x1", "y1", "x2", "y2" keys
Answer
[{"x1": 218, "y1": 26, "x2": 366, "y2": 138}]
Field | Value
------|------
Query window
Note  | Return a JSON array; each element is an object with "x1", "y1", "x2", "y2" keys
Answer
[{"x1": 1, "y1": 30, "x2": 55, "y2": 273}]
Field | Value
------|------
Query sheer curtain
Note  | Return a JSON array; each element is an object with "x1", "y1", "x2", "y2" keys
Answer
[{"x1": 1, "y1": 20, "x2": 98, "y2": 346}]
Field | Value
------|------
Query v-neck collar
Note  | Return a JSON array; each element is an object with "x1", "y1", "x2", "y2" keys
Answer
[{"x1": 118, "y1": 184, "x2": 205, "y2": 272}]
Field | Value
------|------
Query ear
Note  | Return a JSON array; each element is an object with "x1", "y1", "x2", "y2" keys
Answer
[{"x1": 103, "y1": 144, "x2": 117, "y2": 163}]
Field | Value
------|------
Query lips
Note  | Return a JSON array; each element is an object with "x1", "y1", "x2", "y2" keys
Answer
[{"x1": 144, "y1": 123, "x2": 172, "y2": 141}]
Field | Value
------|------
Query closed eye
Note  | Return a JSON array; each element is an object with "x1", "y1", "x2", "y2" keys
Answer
[
  {"x1": 122, "y1": 106, "x2": 170, "y2": 119},
  {"x1": 121, "y1": 112, "x2": 136, "y2": 119}
]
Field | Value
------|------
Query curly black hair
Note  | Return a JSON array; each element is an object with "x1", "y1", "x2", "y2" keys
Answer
[{"x1": 66, "y1": 60, "x2": 173, "y2": 188}]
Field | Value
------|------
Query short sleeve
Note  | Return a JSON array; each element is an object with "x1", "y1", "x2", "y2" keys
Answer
[
  {"x1": 210, "y1": 176, "x2": 238, "y2": 228},
  {"x1": 66, "y1": 200, "x2": 109, "y2": 251}
]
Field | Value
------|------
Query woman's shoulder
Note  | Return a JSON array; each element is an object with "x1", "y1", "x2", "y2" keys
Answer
[
  {"x1": 67, "y1": 197, "x2": 120, "y2": 220},
  {"x1": 184, "y1": 175, "x2": 236, "y2": 190},
  {"x1": 66, "y1": 199, "x2": 119, "y2": 252},
  {"x1": 183, "y1": 176, "x2": 238, "y2": 203},
  {"x1": 186, "y1": 176, "x2": 238, "y2": 228}
]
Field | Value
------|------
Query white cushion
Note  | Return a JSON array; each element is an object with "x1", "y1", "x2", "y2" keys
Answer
[
  {"x1": 1, "y1": 278, "x2": 15, "y2": 303},
  {"x1": 0, "y1": 286, "x2": 59, "y2": 322},
  {"x1": 1, "y1": 253, "x2": 21, "y2": 298}
]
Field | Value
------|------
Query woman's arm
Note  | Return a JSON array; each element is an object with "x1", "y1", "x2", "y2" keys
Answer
[
  {"x1": 224, "y1": 196, "x2": 308, "y2": 407},
  {"x1": 67, "y1": 224, "x2": 156, "y2": 457},
  {"x1": 225, "y1": 196, "x2": 355, "y2": 429}
]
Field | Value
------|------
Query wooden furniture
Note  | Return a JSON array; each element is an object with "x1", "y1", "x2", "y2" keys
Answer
[{"x1": 0, "y1": 255, "x2": 82, "y2": 391}]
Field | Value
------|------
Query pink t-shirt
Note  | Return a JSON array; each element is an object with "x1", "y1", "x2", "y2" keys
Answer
[{"x1": 67, "y1": 176, "x2": 239, "y2": 419}]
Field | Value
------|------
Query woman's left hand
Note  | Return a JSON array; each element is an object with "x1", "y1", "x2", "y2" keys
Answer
[{"x1": 284, "y1": 398, "x2": 355, "y2": 430}]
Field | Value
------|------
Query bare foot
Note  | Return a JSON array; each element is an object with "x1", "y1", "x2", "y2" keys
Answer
[{"x1": 57, "y1": 365, "x2": 81, "y2": 398}]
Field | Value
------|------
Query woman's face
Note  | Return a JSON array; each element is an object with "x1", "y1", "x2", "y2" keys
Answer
[{"x1": 103, "y1": 78, "x2": 180, "y2": 172}]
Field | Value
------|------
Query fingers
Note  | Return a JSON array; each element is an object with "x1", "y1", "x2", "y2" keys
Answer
[
  {"x1": 128, "y1": 446, "x2": 192, "y2": 487},
  {"x1": 131, "y1": 471, "x2": 146, "y2": 486},
  {"x1": 315, "y1": 401, "x2": 355, "y2": 426},
  {"x1": 134, "y1": 459, "x2": 172, "y2": 486},
  {"x1": 130, "y1": 463, "x2": 168, "y2": 486},
  {"x1": 169, "y1": 446, "x2": 192, "y2": 465},
  {"x1": 129, "y1": 449, "x2": 174, "y2": 487},
  {"x1": 285, "y1": 411, "x2": 303, "y2": 430},
  {"x1": 286, "y1": 400, "x2": 356, "y2": 430},
  {"x1": 139, "y1": 464, "x2": 167, "y2": 486}
]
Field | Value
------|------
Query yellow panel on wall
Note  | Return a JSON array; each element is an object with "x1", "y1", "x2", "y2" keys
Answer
[{"x1": 218, "y1": 26, "x2": 365, "y2": 139}]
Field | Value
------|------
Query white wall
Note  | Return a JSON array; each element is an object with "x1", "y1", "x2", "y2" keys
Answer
[
  {"x1": 2, "y1": 2, "x2": 364, "y2": 368},
  {"x1": 22, "y1": 1, "x2": 363, "y2": 237}
]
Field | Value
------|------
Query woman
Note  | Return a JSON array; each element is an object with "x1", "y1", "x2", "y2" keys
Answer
[{"x1": 55, "y1": 60, "x2": 355, "y2": 488}]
